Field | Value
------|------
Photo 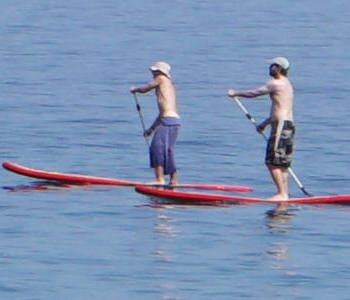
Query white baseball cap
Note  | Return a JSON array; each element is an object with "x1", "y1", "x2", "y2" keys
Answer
[
  {"x1": 149, "y1": 61, "x2": 171, "y2": 78},
  {"x1": 268, "y1": 57, "x2": 290, "y2": 70}
]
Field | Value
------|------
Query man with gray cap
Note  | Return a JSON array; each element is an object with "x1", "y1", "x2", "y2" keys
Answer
[
  {"x1": 130, "y1": 61, "x2": 180, "y2": 186},
  {"x1": 227, "y1": 57, "x2": 295, "y2": 209}
]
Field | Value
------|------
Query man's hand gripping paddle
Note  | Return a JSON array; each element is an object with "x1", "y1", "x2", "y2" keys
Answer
[{"x1": 232, "y1": 96, "x2": 312, "y2": 197}]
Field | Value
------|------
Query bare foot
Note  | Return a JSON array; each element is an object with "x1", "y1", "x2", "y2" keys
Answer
[
  {"x1": 169, "y1": 180, "x2": 178, "y2": 187},
  {"x1": 145, "y1": 180, "x2": 165, "y2": 186},
  {"x1": 169, "y1": 173, "x2": 178, "y2": 187},
  {"x1": 267, "y1": 193, "x2": 289, "y2": 201}
]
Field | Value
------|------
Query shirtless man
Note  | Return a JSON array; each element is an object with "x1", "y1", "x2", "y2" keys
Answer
[
  {"x1": 130, "y1": 61, "x2": 180, "y2": 186},
  {"x1": 227, "y1": 57, "x2": 295, "y2": 206}
]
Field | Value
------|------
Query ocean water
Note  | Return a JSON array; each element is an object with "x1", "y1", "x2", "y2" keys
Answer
[{"x1": 1, "y1": 0, "x2": 350, "y2": 299}]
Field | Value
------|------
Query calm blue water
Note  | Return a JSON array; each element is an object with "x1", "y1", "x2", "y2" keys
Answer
[{"x1": 1, "y1": 1, "x2": 350, "y2": 299}]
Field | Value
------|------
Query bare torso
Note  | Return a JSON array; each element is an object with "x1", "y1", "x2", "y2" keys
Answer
[
  {"x1": 228, "y1": 75, "x2": 294, "y2": 123},
  {"x1": 154, "y1": 75, "x2": 179, "y2": 118},
  {"x1": 267, "y1": 77, "x2": 294, "y2": 122},
  {"x1": 227, "y1": 62, "x2": 294, "y2": 201},
  {"x1": 131, "y1": 73, "x2": 179, "y2": 130}
]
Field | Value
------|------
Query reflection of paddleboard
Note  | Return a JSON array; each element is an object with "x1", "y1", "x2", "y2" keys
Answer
[
  {"x1": 3, "y1": 181, "x2": 72, "y2": 192},
  {"x1": 2, "y1": 161, "x2": 252, "y2": 192},
  {"x1": 135, "y1": 185, "x2": 350, "y2": 204}
]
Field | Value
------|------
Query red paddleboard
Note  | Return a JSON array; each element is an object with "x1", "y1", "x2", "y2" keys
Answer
[
  {"x1": 2, "y1": 161, "x2": 252, "y2": 192},
  {"x1": 135, "y1": 185, "x2": 350, "y2": 204}
]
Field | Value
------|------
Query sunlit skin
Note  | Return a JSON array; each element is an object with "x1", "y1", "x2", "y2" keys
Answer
[
  {"x1": 227, "y1": 63, "x2": 294, "y2": 209},
  {"x1": 130, "y1": 70, "x2": 179, "y2": 185}
]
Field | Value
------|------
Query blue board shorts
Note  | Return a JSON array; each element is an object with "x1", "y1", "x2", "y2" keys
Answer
[
  {"x1": 265, "y1": 120, "x2": 295, "y2": 168},
  {"x1": 150, "y1": 117, "x2": 181, "y2": 175}
]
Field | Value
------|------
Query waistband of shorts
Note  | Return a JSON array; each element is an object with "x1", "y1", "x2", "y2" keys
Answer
[
  {"x1": 271, "y1": 120, "x2": 294, "y2": 129},
  {"x1": 161, "y1": 117, "x2": 181, "y2": 126}
]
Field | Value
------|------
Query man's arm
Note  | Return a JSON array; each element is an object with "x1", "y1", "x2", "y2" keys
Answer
[
  {"x1": 227, "y1": 82, "x2": 274, "y2": 98},
  {"x1": 256, "y1": 117, "x2": 272, "y2": 132},
  {"x1": 130, "y1": 78, "x2": 159, "y2": 94},
  {"x1": 144, "y1": 114, "x2": 162, "y2": 137}
]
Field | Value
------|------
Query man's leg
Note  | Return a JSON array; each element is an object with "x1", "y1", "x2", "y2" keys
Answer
[
  {"x1": 166, "y1": 125, "x2": 179, "y2": 186},
  {"x1": 153, "y1": 165, "x2": 165, "y2": 185},
  {"x1": 169, "y1": 172, "x2": 178, "y2": 186},
  {"x1": 267, "y1": 164, "x2": 289, "y2": 200}
]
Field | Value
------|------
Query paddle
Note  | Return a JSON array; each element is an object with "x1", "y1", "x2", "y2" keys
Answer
[
  {"x1": 132, "y1": 93, "x2": 150, "y2": 147},
  {"x1": 232, "y1": 96, "x2": 312, "y2": 197}
]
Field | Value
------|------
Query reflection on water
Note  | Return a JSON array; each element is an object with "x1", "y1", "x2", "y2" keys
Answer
[
  {"x1": 267, "y1": 241, "x2": 300, "y2": 283},
  {"x1": 267, "y1": 241, "x2": 289, "y2": 262},
  {"x1": 265, "y1": 205, "x2": 299, "y2": 231},
  {"x1": 2, "y1": 181, "x2": 72, "y2": 192},
  {"x1": 153, "y1": 214, "x2": 178, "y2": 239},
  {"x1": 151, "y1": 211, "x2": 180, "y2": 299},
  {"x1": 264, "y1": 208, "x2": 299, "y2": 283},
  {"x1": 2, "y1": 0, "x2": 350, "y2": 297},
  {"x1": 264, "y1": 211, "x2": 294, "y2": 262},
  {"x1": 266, "y1": 238, "x2": 306, "y2": 299}
]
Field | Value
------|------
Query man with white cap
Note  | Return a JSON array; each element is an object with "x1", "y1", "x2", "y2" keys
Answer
[
  {"x1": 227, "y1": 57, "x2": 295, "y2": 208},
  {"x1": 130, "y1": 61, "x2": 180, "y2": 186}
]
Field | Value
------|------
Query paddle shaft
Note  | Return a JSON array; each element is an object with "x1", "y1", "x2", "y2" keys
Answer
[
  {"x1": 133, "y1": 93, "x2": 150, "y2": 147},
  {"x1": 233, "y1": 96, "x2": 312, "y2": 197}
]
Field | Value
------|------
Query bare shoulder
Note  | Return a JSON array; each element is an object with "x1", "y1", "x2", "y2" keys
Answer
[
  {"x1": 157, "y1": 74, "x2": 172, "y2": 84},
  {"x1": 147, "y1": 77, "x2": 161, "y2": 88},
  {"x1": 269, "y1": 77, "x2": 291, "y2": 90},
  {"x1": 265, "y1": 78, "x2": 279, "y2": 91}
]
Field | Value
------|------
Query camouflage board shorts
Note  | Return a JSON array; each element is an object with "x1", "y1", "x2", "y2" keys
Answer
[{"x1": 265, "y1": 120, "x2": 295, "y2": 168}]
